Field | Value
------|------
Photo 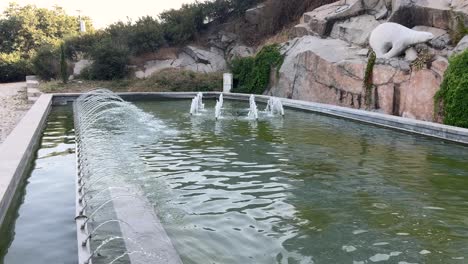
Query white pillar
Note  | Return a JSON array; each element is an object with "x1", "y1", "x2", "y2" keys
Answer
[{"x1": 223, "y1": 73, "x2": 233, "y2": 93}]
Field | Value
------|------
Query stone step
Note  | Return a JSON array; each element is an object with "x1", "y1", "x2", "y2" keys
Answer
[
  {"x1": 26, "y1": 80, "x2": 39, "y2": 89},
  {"x1": 27, "y1": 87, "x2": 42, "y2": 98},
  {"x1": 28, "y1": 96, "x2": 40, "y2": 104},
  {"x1": 25, "y1": 75, "x2": 38, "y2": 81}
]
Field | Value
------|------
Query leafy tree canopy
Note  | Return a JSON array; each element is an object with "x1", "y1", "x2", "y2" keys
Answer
[{"x1": 0, "y1": 2, "x2": 93, "y2": 57}]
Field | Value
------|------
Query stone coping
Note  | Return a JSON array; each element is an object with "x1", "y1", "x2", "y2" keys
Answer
[
  {"x1": 52, "y1": 92, "x2": 468, "y2": 145},
  {"x1": 0, "y1": 94, "x2": 52, "y2": 227}
]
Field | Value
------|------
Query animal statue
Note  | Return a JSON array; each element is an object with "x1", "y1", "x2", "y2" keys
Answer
[{"x1": 369, "y1": 22, "x2": 434, "y2": 59}]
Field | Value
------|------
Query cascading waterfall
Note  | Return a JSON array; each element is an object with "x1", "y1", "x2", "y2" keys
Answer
[
  {"x1": 74, "y1": 89, "x2": 181, "y2": 264},
  {"x1": 247, "y1": 94, "x2": 259, "y2": 120},
  {"x1": 265, "y1": 97, "x2": 285, "y2": 116}
]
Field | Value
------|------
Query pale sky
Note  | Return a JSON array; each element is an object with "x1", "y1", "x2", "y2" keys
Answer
[{"x1": 0, "y1": 0, "x2": 197, "y2": 28}]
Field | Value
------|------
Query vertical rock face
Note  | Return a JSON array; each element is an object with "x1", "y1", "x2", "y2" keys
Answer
[
  {"x1": 398, "y1": 69, "x2": 442, "y2": 121},
  {"x1": 267, "y1": 35, "x2": 448, "y2": 121},
  {"x1": 265, "y1": 0, "x2": 466, "y2": 123}
]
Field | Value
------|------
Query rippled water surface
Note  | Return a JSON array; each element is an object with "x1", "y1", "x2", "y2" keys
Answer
[
  {"x1": 0, "y1": 106, "x2": 76, "y2": 264},
  {"x1": 129, "y1": 100, "x2": 468, "y2": 264}
]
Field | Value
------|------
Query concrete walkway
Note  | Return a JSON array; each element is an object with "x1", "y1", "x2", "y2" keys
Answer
[{"x1": 0, "y1": 82, "x2": 30, "y2": 144}]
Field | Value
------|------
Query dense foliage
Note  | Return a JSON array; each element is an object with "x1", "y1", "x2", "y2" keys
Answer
[
  {"x1": 0, "y1": 3, "x2": 93, "y2": 56},
  {"x1": 31, "y1": 45, "x2": 60, "y2": 80},
  {"x1": 434, "y1": 49, "x2": 468, "y2": 128},
  {"x1": 231, "y1": 44, "x2": 284, "y2": 94},
  {"x1": 84, "y1": 40, "x2": 130, "y2": 80},
  {"x1": 0, "y1": 52, "x2": 31, "y2": 82},
  {"x1": 0, "y1": 3, "x2": 92, "y2": 82}
]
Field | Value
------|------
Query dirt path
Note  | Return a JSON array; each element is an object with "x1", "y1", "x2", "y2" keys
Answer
[{"x1": 0, "y1": 82, "x2": 30, "y2": 144}]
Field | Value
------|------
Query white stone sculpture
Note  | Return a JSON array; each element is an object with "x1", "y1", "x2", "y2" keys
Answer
[{"x1": 369, "y1": 22, "x2": 434, "y2": 59}]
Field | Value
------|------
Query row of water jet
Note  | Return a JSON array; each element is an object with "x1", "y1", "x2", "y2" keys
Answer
[
  {"x1": 190, "y1": 92, "x2": 204, "y2": 115},
  {"x1": 215, "y1": 93, "x2": 223, "y2": 120},
  {"x1": 74, "y1": 89, "x2": 180, "y2": 264},
  {"x1": 190, "y1": 93, "x2": 284, "y2": 120},
  {"x1": 264, "y1": 97, "x2": 285, "y2": 116}
]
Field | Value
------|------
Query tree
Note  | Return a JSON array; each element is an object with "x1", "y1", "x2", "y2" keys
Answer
[
  {"x1": 159, "y1": 3, "x2": 205, "y2": 45},
  {"x1": 0, "y1": 3, "x2": 94, "y2": 57},
  {"x1": 60, "y1": 43, "x2": 68, "y2": 83},
  {"x1": 128, "y1": 16, "x2": 165, "y2": 55}
]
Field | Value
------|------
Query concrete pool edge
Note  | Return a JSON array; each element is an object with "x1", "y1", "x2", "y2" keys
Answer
[
  {"x1": 0, "y1": 94, "x2": 52, "y2": 227},
  {"x1": 52, "y1": 92, "x2": 468, "y2": 145}
]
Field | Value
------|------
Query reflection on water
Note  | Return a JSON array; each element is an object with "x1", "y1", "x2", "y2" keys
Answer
[
  {"x1": 134, "y1": 100, "x2": 468, "y2": 264},
  {"x1": 0, "y1": 106, "x2": 77, "y2": 264}
]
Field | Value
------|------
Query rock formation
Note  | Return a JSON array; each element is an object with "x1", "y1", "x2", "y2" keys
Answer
[
  {"x1": 265, "y1": 0, "x2": 467, "y2": 123},
  {"x1": 370, "y1": 23, "x2": 434, "y2": 58}
]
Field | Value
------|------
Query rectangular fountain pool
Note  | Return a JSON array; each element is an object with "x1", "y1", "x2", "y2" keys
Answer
[{"x1": 1, "y1": 96, "x2": 468, "y2": 264}]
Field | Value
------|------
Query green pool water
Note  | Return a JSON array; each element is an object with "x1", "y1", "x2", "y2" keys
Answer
[
  {"x1": 123, "y1": 100, "x2": 468, "y2": 263},
  {"x1": 1, "y1": 99, "x2": 468, "y2": 264},
  {"x1": 0, "y1": 106, "x2": 77, "y2": 264}
]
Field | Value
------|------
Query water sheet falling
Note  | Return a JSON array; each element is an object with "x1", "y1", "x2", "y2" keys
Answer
[{"x1": 74, "y1": 89, "x2": 181, "y2": 264}]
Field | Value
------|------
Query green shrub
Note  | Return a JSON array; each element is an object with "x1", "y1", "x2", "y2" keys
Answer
[
  {"x1": 31, "y1": 44, "x2": 60, "y2": 80},
  {"x1": 434, "y1": 49, "x2": 468, "y2": 128},
  {"x1": 0, "y1": 52, "x2": 31, "y2": 82},
  {"x1": 86, "y1": 39, "x2": 130, "y2": 80},
  {"x1": 231, "y1": 44, "x2": 283, "y2": 94},
  {"x1": 363, "y1": 50, "x2": 376, "y2": 108}
]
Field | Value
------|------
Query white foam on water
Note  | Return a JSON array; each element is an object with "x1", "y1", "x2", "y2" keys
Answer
[
  {"x1": 423, "y1": 206, "x2": 445, "y2": 210},
  {"x1": 397, "y1": 232, "x2": 410, "y2": 236},
  {"x1": 342, "y1": 245, "x2": 357, "y2": 252},
  {"x1": 369, "y1": 253, "x2": 390, "y2": 262},
  {"x1": 373, "y1": 242, "x2": 389, "y2": 246},
  {"x1": 353, "y1": 229, "x2": 368, "y2": 235},
  {"x1": 419, "y1": 250, "x2": 431, "y2": 255}
]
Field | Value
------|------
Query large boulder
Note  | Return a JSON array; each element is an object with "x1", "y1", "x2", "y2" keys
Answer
[
  {"x1": 398, "y1": 69, "x2": 443, "y2": 121},
  {"x1": 227, "y1": 45, "x2": 255, "y2": 61},
  {"x1": 267, "y1": 35, "x2": 446, "y2": 120},
  {"x1": 330, "y1": 15, "x2": 381, "y2": 46},
  {"x1": 135, "y1": 46, "x2": 227, "y2": 78},
  {"x1": 364, "y1": 0, "x2": 389, "y2": 19},
  {"x1": 73, "y1": 59, "x2": 92, "y2": 76},
  {"x1": 389, "y1": 0, "x2": 452, "y2": 29},
  {"x1": 303, "y1": 0, "x2": 364, "y2": 37},
  {"x1": 451, "y1": 35, "x2": 468, "y2": 56},
  {"x1": 245, "y1": 4, "x2": 266, "y2": 25}
]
